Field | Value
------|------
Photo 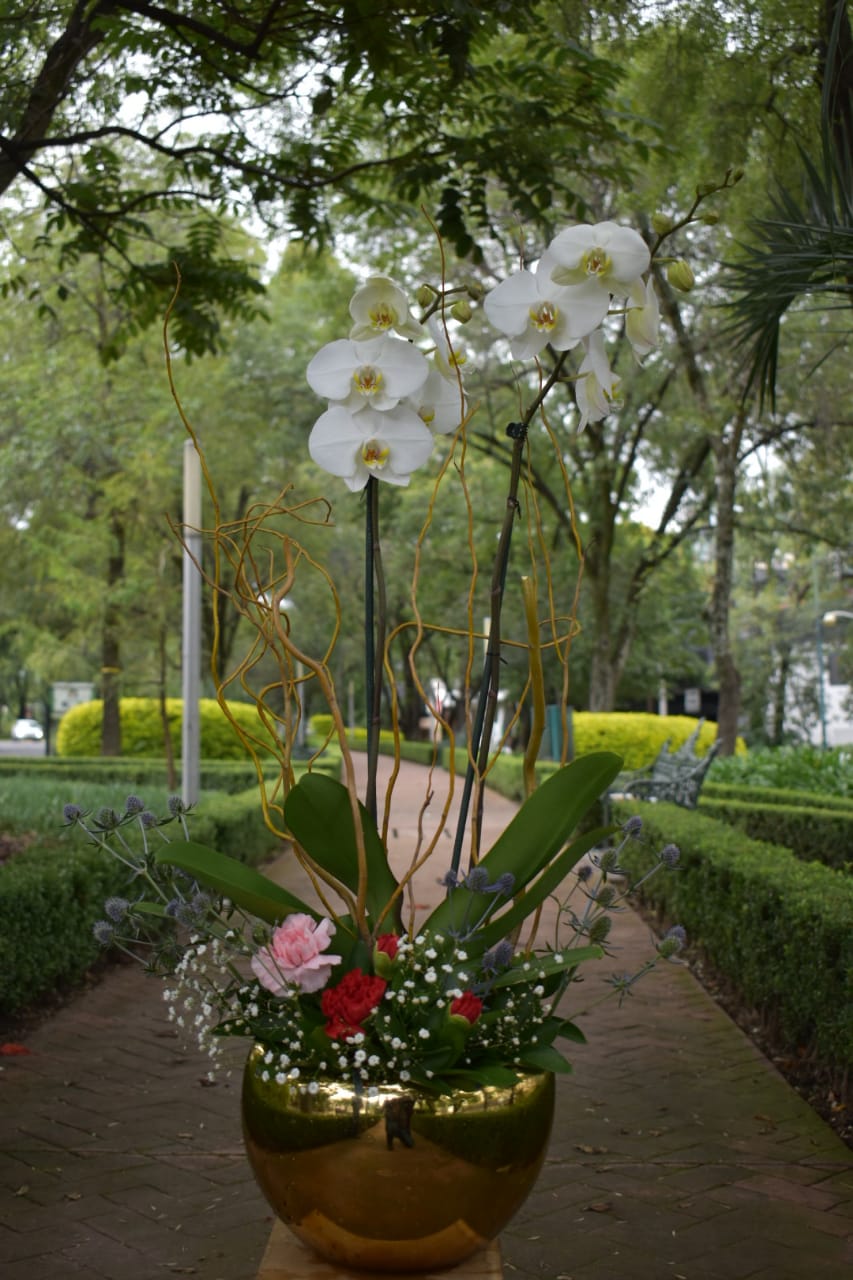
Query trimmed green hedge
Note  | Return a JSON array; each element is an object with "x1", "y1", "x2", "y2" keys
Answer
[
  {"x1": 56, "y1": 697, "x2": 280, "y2": 759},
  {"x1": 613, "y1": 800, "x2": 853, "y2": 1069},
  {"x1": 0, "y1": 786, "x2": 282, "y2": 1017},
  {"x1": 0, "y1": 842, "x2": 130, "y2": 1016},
  {"x1": 703, "y1": 780, "x2": 853, "y2": 813},
  {"x1": 0, "y1": 754, "x2": 338, "y2": 794},
  {"x1": 310, "y1": 711, "x2": 730, "y2": 773},
  {"x1": 699, "y1": 796, "x2": 853, "y2": 872}
]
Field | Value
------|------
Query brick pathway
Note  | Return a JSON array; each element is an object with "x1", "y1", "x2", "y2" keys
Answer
[{"x1": 2, "y1": 758, "x2": 851, "y2": 1279}]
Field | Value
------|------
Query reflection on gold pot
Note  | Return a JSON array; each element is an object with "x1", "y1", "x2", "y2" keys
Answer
[{"x1": 242, "y1": 1045, "x2": 555, "y2": 1273}]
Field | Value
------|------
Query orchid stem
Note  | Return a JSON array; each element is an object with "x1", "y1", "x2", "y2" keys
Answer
[
  {"x1": 364, "y1": 476, "x2": 384, "y2": 824},
  {"x1": 448, "y1": 349, "x2": 571, "y2": 879},
  {"x1": 450, "y1": 420, "x2": 527, "y2": 875}
]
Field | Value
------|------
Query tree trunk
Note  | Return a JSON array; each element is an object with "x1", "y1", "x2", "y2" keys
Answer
[
  {"x1": 101, "y1": 514, "x2": 124, "y2": 756},
  {"x1": 771, "y1": 645, "x2": 793, "y2": 745}
]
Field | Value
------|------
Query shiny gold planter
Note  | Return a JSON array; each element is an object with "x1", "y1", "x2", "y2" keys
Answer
[{"x1": 242, "y1": 1046, "x2": 555, "y2": 1273}]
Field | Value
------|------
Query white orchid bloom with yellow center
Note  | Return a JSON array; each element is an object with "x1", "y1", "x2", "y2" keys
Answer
[
  {"x1": 483, "y1": 254, "x2": 608, "y2": 357},
  {"x1": 306, "y1": 335, "x2": 428, "y2": 414},
  {"x1": 574, "y1": 330, "x2": 622, "y2": 431},
  {"x1": 308, "y1": 403, "x2": 435, "y2": 491},
  {"x1": 411, "y1": 366, "x2": 465, "y2": 436},
  {"x1": 548, "y1": 221, "x2": 650, "y2": 304},
  {"x1": 426, "y1": 315, "x2": 468, "y2": 382},
  {"x1": 625, "y1": 277, "x2": 660, "y2": 361},
  {"x1": 349, "y1": 276, "x2": 422, "y2": 342}
]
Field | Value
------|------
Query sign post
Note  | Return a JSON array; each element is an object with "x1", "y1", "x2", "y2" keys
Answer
[{"x1": 182, "y1": 441, "x2": 202, "y2": 807}]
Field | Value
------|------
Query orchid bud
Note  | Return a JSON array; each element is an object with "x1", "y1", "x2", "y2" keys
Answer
[
  {"x1": 416, "y1": 284, "x2": 435, "y2": 308},
  {"x1": 701, "y1": 212, "x2": 720, "y2": 225},
  {"x1": 667, "y1": 259, "x2": 695, "y2": 292},
  {"x1": 651, "y1": 212, "x2": 674, "y2": 235},
  {"x1": 450, "y1": 298, "x2": 472, "y2": 323}
]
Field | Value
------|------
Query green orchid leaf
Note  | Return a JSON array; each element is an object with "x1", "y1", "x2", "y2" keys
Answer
[
  {"x1": 519, "y1": 1042, "x2": 574, "y2": 1074},
  {"x1": 474, "y1": 824, "x2": 618, "y2": 952},
  {"x1": 489, "y1": 944, "x2": 604, "y2": 989},
  {"x1": 283, "y1": 773, "x2": 401, "y2": 929},
  {"x1": 154, "y1": 840, "x2": 316, "y2": 925},
  {"x1": 443, "y1": 1064, "x2": 523, "y2": 1090},
  {"x1": 422, "y1": 753, "x2": 621, "y2": 937},
  {"x1": 557, "y1": 1019, "x2": 587, "y2": 1045}
]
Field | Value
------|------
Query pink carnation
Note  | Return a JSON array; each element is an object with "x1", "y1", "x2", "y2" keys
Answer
[{"x1": 251, "y1": 913, "x2": 341, "y2": 995}]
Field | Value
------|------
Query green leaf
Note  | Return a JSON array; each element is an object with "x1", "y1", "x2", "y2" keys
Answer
[
  {"x1": 422, "y1": 754, "x2": 621, "y2": 938},
  {"x1": 519, "y1": 1042, "x2": 574, "y2": 1074},
  {"x1": 489, "y1": 944, "x2": 604, "y2": 988},
  {"x1": 154, "y1": 840, "x2": 316, "y2": 925},
  {"x1": 557, "y1": 1019, "x2": 587, "y2": 1045},
  {"x1": 283, "y1": 773, "x2": 400, "y2": 929},
  {"x1": 131, "y1": 901, "x2": 168, "y2": 918}
]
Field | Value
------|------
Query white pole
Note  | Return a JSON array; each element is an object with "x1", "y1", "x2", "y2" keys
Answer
[{"x1": 182, "y1": 441, "x2": 202, "y2": 806}]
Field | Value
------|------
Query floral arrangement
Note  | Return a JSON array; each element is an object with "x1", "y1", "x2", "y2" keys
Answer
[{"x1": 75, "y1": 201, "x2": 723, "y2": 1095}]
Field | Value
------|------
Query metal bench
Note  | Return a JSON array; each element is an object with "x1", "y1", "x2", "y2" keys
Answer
[{"x1": 615, "y1": 721, "x2": 719, "y2": 809}]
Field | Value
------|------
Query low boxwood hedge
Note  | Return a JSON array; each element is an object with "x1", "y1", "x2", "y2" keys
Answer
[
  {"x1": 700, "y1": 796, "x2": 853, "y2": 871},
  {"x1": 0, "y1": 786, "x2": 284, "y2": 1018},
  {"x1": 703, "y1": 780, "x2": 853, "y2": 813},
  {"x1": 309, "y1": 711, "x2": 734, "y2": 771},
  {"x1": 613, "y1": 799, "x2": 853, "y2": 1070},
  {"x1": 0, "y1": 753, "x2": 338, "y2": 794}
]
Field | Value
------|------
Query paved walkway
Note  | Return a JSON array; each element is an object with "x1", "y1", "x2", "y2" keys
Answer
[{"x1": 1, "y1": 759, "x2": 851, "y2": 1279}]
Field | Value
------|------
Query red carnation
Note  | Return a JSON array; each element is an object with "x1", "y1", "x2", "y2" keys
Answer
[
  {"x1": 375, "y1": 933, "x2": 399, "y2": 960},
  {"x1": 322, "y1": 968, "x2": 387, "y2": 1039},
  {"x1": 450, "y1": 991, "x2": 483, "y2": 1025}
]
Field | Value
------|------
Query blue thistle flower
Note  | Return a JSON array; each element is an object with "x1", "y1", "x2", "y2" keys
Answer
[
  {"x1": 659, "y1": 843, "x2": 681, "y2": 867},
  {"x1": 92, "y1": 920, "x2": 114, "y2": 945},
  {"x1": 104, "y1": 896, "x2": 130, "y2": 923},
  {"x1": 464, "y1": 867, "x2": 490, "y2": 892},
  {"x1": 124, "y1": 795, "x2": 145, "y2": 815},
  {"x1": 482, "y1": 940, "x2": 514, "y2": 974},
  {"x1": 63, "y1": 803, "x2": 83, "y2": 824}
]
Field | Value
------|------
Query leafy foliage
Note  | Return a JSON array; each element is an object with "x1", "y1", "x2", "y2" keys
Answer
[{"x1": 0, "y1": 0, "x2": 651, "y2": 354}]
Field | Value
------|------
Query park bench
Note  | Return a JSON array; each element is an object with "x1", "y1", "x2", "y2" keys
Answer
[{"x1": 614, "y1": 721, "x2": 720, "y2": 809}]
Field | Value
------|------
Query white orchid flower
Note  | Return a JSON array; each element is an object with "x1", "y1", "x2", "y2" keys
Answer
[
  {"x1": 308, "y1": 403, "x2": 435, "y2": 491},
  {"x1": 625, "y1": 277, "x2": 660, "y2": 361},
  {"x1": 426, "y1": 315, "x2": 467, "y2": 381},
  {"x1": 306, "y1": 335, "x2": 428, "y2": 414},
  {"x1": 574, "y1": 330, "x2": 622, "y2": 431},
  {"x1": 410, "y1": 366, "x2": 465, "y2": 436},
  {"x1": 547, "y1": 221, "x2": 650, "y2": 303},
  {"x1": 483, "y1": 257, "x2": 608, "y2": 357},
  {"x1": 349, "y1": 276, "x2": 422, "y2": 342}
]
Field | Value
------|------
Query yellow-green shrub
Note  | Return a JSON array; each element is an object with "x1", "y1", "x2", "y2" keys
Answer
[
  {"x1": 570, "y1": 712, "x2": 736, "y2": 769},
  {"x1": 56, "y1": 698, "x2": 279, "y2": 760},
  {"x1": 309, "y1": 711, "x2": 736, "y2": 772}
]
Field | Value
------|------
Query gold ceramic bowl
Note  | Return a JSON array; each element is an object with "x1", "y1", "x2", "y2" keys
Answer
[{"x1": 242, "y1": 1046, "x2": 555, "y2": 1273}]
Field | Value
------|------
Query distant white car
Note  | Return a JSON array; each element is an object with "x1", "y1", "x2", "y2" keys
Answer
[{"x1": 11, "y1": 718, "x2": 44, "y2": 741}]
